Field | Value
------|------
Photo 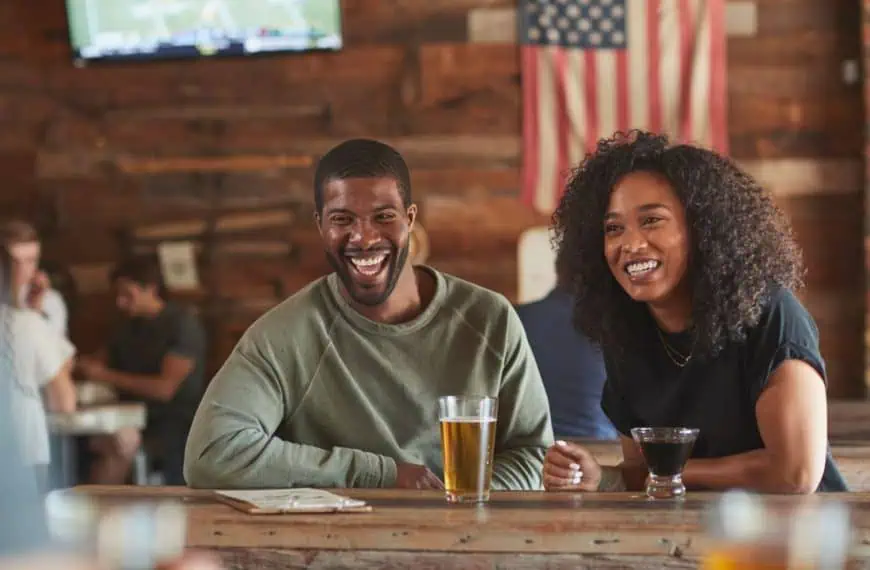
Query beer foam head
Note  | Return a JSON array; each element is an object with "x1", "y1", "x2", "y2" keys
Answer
[{"x1": 440, "y1": 416, "x2": 496, "y2": 423}]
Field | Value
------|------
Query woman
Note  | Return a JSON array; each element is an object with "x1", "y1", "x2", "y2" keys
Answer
[
  {"x1": 0, "y1": 246, "x2": 77, "y2": 490},
  {"x1": 544, "y1": 130, "x2": 847, "y2": 494}
]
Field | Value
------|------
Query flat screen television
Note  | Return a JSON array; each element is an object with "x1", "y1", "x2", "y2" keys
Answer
[{"x1": 64, "y1": 0, "x2": 342, "y2": 65}]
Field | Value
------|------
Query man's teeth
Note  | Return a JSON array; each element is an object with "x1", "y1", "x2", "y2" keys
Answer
[
  {"x1": 349, "y1": 253, "x2": 387, "y2": 274},
  {"x1": 626, "y1": 260, "x2": 659, "y2": 276}
]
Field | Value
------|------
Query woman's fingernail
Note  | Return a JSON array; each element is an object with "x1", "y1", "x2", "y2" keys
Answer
[
  {"x1": 569, "y1": 463, "x2": 580, "y2": 471},
  {"x1": 556, "y1": 440, "x2": 567, "y2": 447},
  {"x1": 572, "y1": 473, "x2": 582, "y2": 484}
]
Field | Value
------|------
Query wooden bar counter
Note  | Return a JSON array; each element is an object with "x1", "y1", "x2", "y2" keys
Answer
[{"x1": 67, "y1": 485, "x2": 870, "y2": 569}]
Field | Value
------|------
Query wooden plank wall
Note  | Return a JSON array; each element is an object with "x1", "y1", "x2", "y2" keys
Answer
[{"x1": 0, "y1": 0, "x2": 863, "y2": 395}]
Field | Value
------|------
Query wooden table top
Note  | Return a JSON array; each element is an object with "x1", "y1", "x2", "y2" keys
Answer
[{"x1": 63, "y1": 485, "x2": 870, "y2": 561}]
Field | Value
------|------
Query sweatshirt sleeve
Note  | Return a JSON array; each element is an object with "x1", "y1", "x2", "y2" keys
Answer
[
  {"x1": 490, "y1": 308, "x2": 555, "y2": 491},
  {"x1": 184, "y1": 331, "x2": 397, "y2": 489}
]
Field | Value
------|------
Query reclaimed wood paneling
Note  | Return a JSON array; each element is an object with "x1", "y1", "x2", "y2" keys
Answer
[{"x1": 0, "y1": 0, "x2": 863, "y2": 393}]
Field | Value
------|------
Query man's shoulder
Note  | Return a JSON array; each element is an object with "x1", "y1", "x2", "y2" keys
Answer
[{"x1": 438, "y1": 269, "x2": 514, "y2": 315}]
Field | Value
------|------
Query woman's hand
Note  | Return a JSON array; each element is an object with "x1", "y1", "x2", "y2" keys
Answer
[{"x1": 542, "y1": 440, "x2": 602, "y2": 491}]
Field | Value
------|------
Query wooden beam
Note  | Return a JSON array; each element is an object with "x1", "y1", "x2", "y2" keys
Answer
[
  {"x1": 131, "y1": 210, "x2": 294, "y2": 241},
  {"x1": 739, "y1": 158, "x2": 861, "y2": 197},
  {"x1": 116, "y1": 154, "x2": 312, "y2": 175}
]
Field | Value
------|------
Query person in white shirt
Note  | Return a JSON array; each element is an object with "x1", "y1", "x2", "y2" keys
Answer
[
  {"x1": 0, "y1": 220, "x2": 68, "y2": 337},
  {"x1": 0, "y1": 245, "x2": 76, "y2": 488}
]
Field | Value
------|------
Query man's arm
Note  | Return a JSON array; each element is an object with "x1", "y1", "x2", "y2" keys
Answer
[
  {"x1": 490, "y1": 309, "x2": 554, "y2": 491},
  {"x1": 184, "y1": 337, "x2": 398, "y2": 489},
  {"x1": 85, "y1": 353, "x2": 194, "y2": 402},
  {"x1": 681, "y1": 360, "x2": 828, "y2": 494}
]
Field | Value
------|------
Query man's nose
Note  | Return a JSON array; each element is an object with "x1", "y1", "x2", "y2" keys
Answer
[{"x1": 348, "y1": 220, "x2": 381, "y2": 249}]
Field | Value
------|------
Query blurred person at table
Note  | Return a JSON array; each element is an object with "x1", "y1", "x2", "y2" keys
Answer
[
  {"x1": 77, "y1": 255, "x2": 206, "y2": 486},
  {"x1": 185, "y1": 138, "x2": 553, "y2": 491},
  {"x1": 0, "y1": 243, "x2": 77, "y2": 491},
  {"x1": 516, "y1": 257, "x2": 618, "y2": 441},
  {"x1": 541, "y1": 131, "x2": 847, "y2": 495},
  {"x1": 0, "y1": 219, "x2": 69, "y2": 337}
]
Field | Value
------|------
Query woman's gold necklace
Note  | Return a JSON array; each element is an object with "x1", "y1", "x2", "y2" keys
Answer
[{"x1": 656, "y1": 327, "x2": 692, "y2": 368}]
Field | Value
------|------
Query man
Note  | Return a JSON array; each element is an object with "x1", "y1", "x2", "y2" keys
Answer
[
  {"x1": 185, "y1": 138, "x2": 553, "y2": 490},
  {"x1": 0, "y1": 220, "x2": 68, "y2": 336},
  {"x1": 516, "y1": 274, "x2": 618, "y2": 440},
  {"x1": 77, "y1": 256, "x2": 206, "y2": 485}
]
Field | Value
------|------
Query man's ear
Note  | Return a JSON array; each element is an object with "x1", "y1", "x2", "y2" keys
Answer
[
  {"x1": 406, "y1": 203, "x2": 418, "y2": 230},
  {"x1": 314, "y1": 211, "x2": 323, "y2": 235}
]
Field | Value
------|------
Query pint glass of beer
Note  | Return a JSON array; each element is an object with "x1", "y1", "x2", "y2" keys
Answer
[{"x1": 438, "y1": 395, "x2": 498, "y2": 503}]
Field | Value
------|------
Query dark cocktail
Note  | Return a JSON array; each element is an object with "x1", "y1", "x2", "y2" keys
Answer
[{"x1": 631, "y1": 427, "x2": 699, "y2": 499}]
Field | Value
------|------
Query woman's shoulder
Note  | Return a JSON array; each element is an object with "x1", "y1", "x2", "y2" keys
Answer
[{"x1": 751, "y1": 287, "x2": 818, "y2": 340}]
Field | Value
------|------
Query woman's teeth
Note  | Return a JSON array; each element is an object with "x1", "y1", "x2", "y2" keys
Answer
[{"x1": 626, "y1": 260, "x2": 660, "y2": 277}]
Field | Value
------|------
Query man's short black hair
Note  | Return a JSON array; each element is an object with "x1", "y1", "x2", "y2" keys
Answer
[
  {"x1": 110, "y1": 254, "x2": 168, "y2": 300},
  {"x1": 313, "y1": 138, "x2": 412, "y2": 214}
]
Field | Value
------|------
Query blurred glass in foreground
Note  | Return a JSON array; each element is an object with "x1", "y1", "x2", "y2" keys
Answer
[{"x1": 702, "y1": 491, "x2": 852, "y2": 570}]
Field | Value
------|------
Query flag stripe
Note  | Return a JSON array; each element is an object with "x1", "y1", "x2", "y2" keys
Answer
[
  {"x1": 535, "y1": 47, "x2": 559, "y2": 214},
  {"x1": 583, "y1": 50, "x2": 599, "y2": 154},
  {"x1": 554, "y1": 48, "x2": 571, "y2": 209},
  {"x1": 628, "y1": 0, "x2": 648, "y2": 130},
  {"x1": 521, "y1": 45, "x2": 540, "y2": 210},
  {"x1": 678, "y1": 0, "x2": 694, "y2": 143},
  {"x1": 690, "y1": 0, "x2": 712, "y2": 145},
  {"x1": 709, "y1": 0, "x2": 728, "y2": 153},
  {"x1": 564, "y1": 49, "x2": 586, "y2": 171},
  {"x1": 647, "y1": 0, "x2": 662, "y2": 132}
]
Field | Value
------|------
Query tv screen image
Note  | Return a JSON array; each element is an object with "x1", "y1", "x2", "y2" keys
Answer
[{"x1": 65, "y1": 0, "x2": 342, "y2": 64}]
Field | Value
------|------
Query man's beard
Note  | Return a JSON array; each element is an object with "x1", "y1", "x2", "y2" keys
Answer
[{"x1": 326, "y1": 241, "x2": 410, "y2": 307}]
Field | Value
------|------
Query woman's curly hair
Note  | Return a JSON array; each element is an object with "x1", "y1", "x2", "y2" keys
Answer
[{"x1": 552, "y1": 130, "x2": 804, "y2": 359}]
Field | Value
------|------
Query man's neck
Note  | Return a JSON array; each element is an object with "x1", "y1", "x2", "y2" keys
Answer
[{"x1": 351, "y1": 265, "x2": 432, "y2": 325}]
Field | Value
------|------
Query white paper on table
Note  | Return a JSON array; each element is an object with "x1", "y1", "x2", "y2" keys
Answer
[{"x1": 214, "y1": 488, "x2": 367, "y2": 511}]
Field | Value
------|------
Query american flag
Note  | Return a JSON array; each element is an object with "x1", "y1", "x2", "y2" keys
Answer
[{"x1": 520, "y1": 0, "x2": 727, "y2": 213}]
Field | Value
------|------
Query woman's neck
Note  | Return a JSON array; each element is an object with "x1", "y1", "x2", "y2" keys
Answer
[{"x1": 647, "y1": 295, "x2": 693, "y2": 333}]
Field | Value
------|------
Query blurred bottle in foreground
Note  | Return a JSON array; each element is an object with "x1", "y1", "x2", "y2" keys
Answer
[{"x1": 702, "y1": 491, "x2": 852, "y2": 570}]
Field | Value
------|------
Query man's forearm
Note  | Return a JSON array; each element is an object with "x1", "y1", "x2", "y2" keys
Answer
[
  {"x1": 184, "y1": 412, "x2": 398, "y2": 489},
  {"x1": 492, "y1": 447, "x2": 546, "y2": 490},
  {"x1": 101, "y1": 369, "x2": 175, "y2": 401}
]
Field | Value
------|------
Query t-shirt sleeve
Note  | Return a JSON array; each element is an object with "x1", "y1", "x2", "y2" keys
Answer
[
  {"x1": 168, "y1": 308, "x2": 206, "y2": 361},
  {"x1": 600, "y1": 355, "x2": 635, "y2": 437},
  {"x1": 746, "y1": 289, "x2": 826, "y2": 404},
  {"x1": 17, "y1": 311, "x2": 75, "y2": 388}
]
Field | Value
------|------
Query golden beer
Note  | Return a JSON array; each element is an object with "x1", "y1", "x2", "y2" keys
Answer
[{"x1": 440, "y1": 416, "x2": 497, "y2": 503}]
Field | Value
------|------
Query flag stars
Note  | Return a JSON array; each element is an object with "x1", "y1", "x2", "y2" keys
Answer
[{"x1": 611, "y1": 5, "x2": 625, "y2": 18}]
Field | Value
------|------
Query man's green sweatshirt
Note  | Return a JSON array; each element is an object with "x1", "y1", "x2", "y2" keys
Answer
[{"x1": 184, "y1": 267, "x2": 554, "y2": 490}]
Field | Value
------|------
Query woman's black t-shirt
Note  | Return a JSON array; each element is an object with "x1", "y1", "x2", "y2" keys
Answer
[{"x1": 600, "y1": 288, "x2": 848, "y2": 492}]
